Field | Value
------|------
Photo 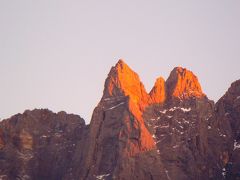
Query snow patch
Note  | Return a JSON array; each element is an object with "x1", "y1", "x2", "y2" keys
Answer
[
  {"x1": 169, "y1": 107, "x2": 177, "y2": 112},
  {"x1": 107, "y1": 102, "x2": 125, "y2": 110},
  {"x1": 160, "y1": 109, "x2": 167, "y2": 114},
  {"x1": 222, "y1": 168, "x2": 226, "y2": 178},
  {"x1": 219, "y1": 133, "x2": 227, "y2": 138},
  {"x1": 165, "y1": 169, "x2": 171, "y2": 180},
  {"x1": 180, "y1": 107, "x2": 191, "y2": 112},
  {"x1": 183, "y1": 119, "x2": 190, "y2": 124},
  {"x1": 160, "y1": 125, "x2": 169, "y2": 128},
  {"x1": 173, "y1": 145, "x2": 179, "y2": 148},
  {"x1": 169, "y1": 107, "x2": 191, "y2": 112},
  {"x1": 237, "y1": 96, "x2": 240, "y2": 100},
  {"x1": 154, "y1": 124, "x2": 169, "y2": 129},
  {"x1": 208, "y1": 126, "x2": 211, "y2": 129},
  {"x1": 22, "y1": 175, "x2": 31, "y2": 180},
  {"x1": 155, "y1": 140, "x2": 161, "y2": 144},
  {"x1": 95, "y1": 174, "x2": 110, "y2": 180},
  {"x1": 104, "y1": 98, "x2": 111, "y2": 101},
  {"x1": 176, "y1": 121, "x2": 182, "y2": 124},
  {"x1": 234, "y1": 140, "x2": 240, "y2": 150}
]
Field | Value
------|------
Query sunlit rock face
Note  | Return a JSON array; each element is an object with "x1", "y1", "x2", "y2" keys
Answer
[
  {"x1": 166, "y1": 67, "x2": 205, "y2": 100},
  {"x1": 102, "y1": 60, "x2": 155, "y2": 152},
  {"x1": 81, "y1": 60, "x2": 166, "y2": 180},
  {"x1": 103, "y1": 59, "x2": 151, "y2": 112},
  {"x1": 0, "y1": 59, "x2": 239, "y2": 180},
  {"x1": 145, "y1": 65, "x2": 215, "y2": 180},
  {"x1": 150, "y1": 77, "x2": 166, "y2": 104}
]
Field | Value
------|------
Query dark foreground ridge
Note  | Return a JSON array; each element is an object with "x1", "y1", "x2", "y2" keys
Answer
[{"x1": 0, "y1": 60, "x2": 239, "y2": 180}]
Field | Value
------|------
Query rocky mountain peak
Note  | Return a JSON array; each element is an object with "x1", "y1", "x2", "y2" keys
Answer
[
  {"x1": 215, "y1": 79, "x2": 240, "y2": 138},
  {"x1": 100, "y1": 59, "x2": 154, "y2": 146},
  {"x1": 149, "y1": 77, "x2": 166, "y2": 104},
  {"x1": 1, "y1": 60, "x2": 239, "y2": 180},
  {"x1": 103, "y1": 59, "x2": 151, "y2": 111},
  {"x1": 82, "y1": 60, "x2": 158, "y2": 179},
  {"x1": 166, "y1": 67, "x2": 205, "y2": 100}
]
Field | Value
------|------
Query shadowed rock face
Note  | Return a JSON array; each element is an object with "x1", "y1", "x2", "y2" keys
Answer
[
  {"x1": 0, "y1": 109, "x2": 86, "y2": 180},
  {"x1": 0, "y1": 60, "x2": 239, "y2": 180},
  {"x1": 208, "y1": 80, "x2": 240, "y2": 180}
]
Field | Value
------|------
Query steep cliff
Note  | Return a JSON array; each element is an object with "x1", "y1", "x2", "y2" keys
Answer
[
  {"x1": 80, "y1": 60, "x2": 166, "y2": 180},
  {"x1": 0, "y1": 60, "x2": 239, "y2": 180}
]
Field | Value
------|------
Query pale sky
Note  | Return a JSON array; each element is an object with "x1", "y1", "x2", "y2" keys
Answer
[{"x1": 1, "y1": 1, "x2": 240, "y2": 123}]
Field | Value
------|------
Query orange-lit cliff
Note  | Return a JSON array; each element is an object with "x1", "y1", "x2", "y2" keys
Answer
[{"x1": 0, "y1": 59, "x2": 239, "y2": 180}]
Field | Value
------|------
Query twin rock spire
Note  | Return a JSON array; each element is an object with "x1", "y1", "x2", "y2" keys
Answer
[{"x1": 103, "y1": 59, "x2": 205, "y2": 106}]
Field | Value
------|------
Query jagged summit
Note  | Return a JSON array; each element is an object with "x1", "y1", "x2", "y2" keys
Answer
[
  {"x1": 149, "y1": 77, "x2": 166, "y2": 104},
  {"x1": 103, "y1": 61, "x2": 205, "y2": 106},
  {"x1": 1, "y1": 59, "x2": 239, "y2": 180},
  {"x1": 102, "y1": 59, "x2": 150, "y2": 109},
  {"x1": 115, "y1": 59, "x2": 127, "y2": 68},
  {"x1": 166, "y1": 67, "x2": 205, "y2": 100}
]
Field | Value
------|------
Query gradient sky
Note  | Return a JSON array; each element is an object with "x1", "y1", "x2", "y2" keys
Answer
[{"x1": 1, "y1": 1, "x2": 240, "y2": 123}]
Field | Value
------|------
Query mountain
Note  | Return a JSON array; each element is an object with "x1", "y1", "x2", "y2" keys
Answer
[
  {"x1": 0, "y1": 109, "x2": 86, "y2": 180},
  {"x1": 0, "y1": 60, "x2": 239, "y2": 180},
  {"x1": 208, "y1": 80, "x2": 240, "y2": 179}
]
